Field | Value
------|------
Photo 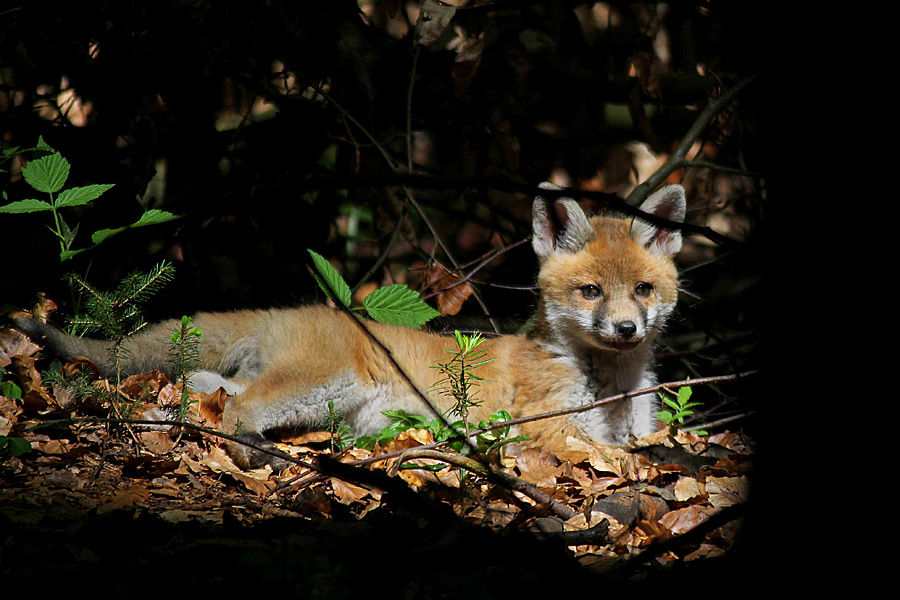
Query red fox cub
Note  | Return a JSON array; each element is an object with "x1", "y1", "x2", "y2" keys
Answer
[{"x1": 12, "y1": 184, "x2": 686, "y2": 471}]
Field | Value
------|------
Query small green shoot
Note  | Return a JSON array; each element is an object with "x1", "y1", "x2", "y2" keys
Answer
[
  {"x1": 431, "y1": 330, "x2": 493, "y2": 447},
  {"x1": 66, "y1": 261, "x2": 175, "y2": 414},
  {"x1": 169, "y1": 316, "x2": 203, "y2": 422},
  {"x1": 327, "y1": 400, "x2": 355, "y2": 452},
  {"x1": 354, "y1": 408, "x2": 528, "y2": 458},
  {"x1": 654, "y1": 382, "x2": 708, "y2": 436}
]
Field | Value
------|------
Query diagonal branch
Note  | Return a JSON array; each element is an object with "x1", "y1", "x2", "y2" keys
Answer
[{"x1": 627, "y1": 73, "x2": 759, "y2": 207}]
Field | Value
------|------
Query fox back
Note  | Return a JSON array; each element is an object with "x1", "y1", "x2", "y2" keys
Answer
[{"x1": 11, "y1": 184, "x2": 686, "y2": 470}]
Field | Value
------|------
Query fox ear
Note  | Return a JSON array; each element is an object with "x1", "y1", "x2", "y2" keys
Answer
[
  {"x1": 631, "y1": 184, "x2": 686, "y2": 257},
  {"x1": 532, "y1": 182, "x2": 595, "y2": 261}
]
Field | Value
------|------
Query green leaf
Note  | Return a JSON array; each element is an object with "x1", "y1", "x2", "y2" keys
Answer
[
  {"x1": 0, "y1": 198, "x2": 53, "y2": 213},
  {"x1": 60, "y1": 247, "x2": 88, "y2": 262},
  {"x1": 363, "y1": 284, "x2": 441, "y2": 327},
  {"x1": 35, "y1": 136, "x2": 56, "y2": 153},
  {"x1": 0, "y1": 436, "x2": 33, "y2": 457},
  {"x1": 131, "y1": 209, "x2": 179, "y2": 227},
  {"x1": 381, "y1": 409, "x2": 428, "y2": 429},
  {"x1": 0, "y1": 380, "x2": 22, "y2": 400},
  {"x1": 308, "y1": 249, "x2": 353, "y2": 309},
  {"x1": 653, "y1": 410, "x2": 675, "y2": 424},
  {"x1": 56, "y1": 213, "x2": 79, "y2": 249},
  {"x1": 21, "y1": 152, "x2": 70, "y2": 193},
  {"x1": 661, "y1": 396, "x2": 681, "y2": 411},
  {"x1": 90, "y1": 226, "x2": 127, "y2": 245},
  {"x1": 89, "y1": 211, "x2": 178, "y2": 247},
  {"x1": 55, "y1": 184, "x2": 115, "y2": 208}
]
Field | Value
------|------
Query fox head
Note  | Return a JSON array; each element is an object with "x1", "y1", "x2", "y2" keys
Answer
[{"x1": 531, "y1": 183, "x2": 686, "y2": 353}]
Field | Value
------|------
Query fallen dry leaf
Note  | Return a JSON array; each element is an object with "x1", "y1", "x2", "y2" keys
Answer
[
  {"x1": 706, "y1": 475, "x2": 750, "y2": 508},
  {"x1": 97, "y1": 485, "x2": 152, "y2": 513},
  {"x1": 516, "y1": 447, "x2": 563, "y2": 487},
  {"x1": 659, "y1": 505, "x2": 720, "y2": 535},
  {"x1": 0, "y1": 327, "x2": 41, "y2": 367},
  {"x1": 673, "y1": 476, "x2": 705, "y2": 502},
  {"x1": 202, "y1": 445, "x2": 274, "y2": 495}
]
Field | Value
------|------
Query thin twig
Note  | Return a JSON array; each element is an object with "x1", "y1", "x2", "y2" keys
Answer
[
  {"x1": 627, "y1": 74, "x2": 758, "y2": 207},
  {"x1": 421, "y1": 237, "x2": 530, "y2": 300}
]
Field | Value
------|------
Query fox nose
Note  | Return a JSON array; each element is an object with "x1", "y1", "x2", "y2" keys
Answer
[{"x1": 616, "y1": 321, "x2": 637, "y2": 339}]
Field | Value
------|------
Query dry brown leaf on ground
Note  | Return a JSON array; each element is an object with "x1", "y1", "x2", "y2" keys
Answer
[
  {"x1": 9, "y1": 355, "x2": 56, "y2": 413},
  {"x1": 120, "y1": 370, "x2": 170, "y2": 400},
  {"x1": 97, "y1": 484, "x2": 152, "y2": 514},
  {"x1": 201, "y1": 445, "x2": 274, "y2": 495},
  {"x1": 331, "y1": 478, "x2": 377, "y2": 506},
  {"x1": 705, "y1": 475, "x2": 750, "y2": 508},
  {"x1": 673, "y1": 476, "x2": 706, "y2": 502},
  {"x1": 659, "y1": 505, "x2": 720, "y2": 536},
  {"x1": 0, "y1": 327, "x2": 41, "y2": 367},
  {"x1": 515, "y1": 446, "x2": 564, "y2": 487}
]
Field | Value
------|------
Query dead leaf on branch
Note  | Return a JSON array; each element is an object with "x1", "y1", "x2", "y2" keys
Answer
[
  {"x1": 421, "y1": 261, "x2": 474, "y2": 316},
  {"x1": 413, "y1": 0, "x2": 457, "y2": 48}
]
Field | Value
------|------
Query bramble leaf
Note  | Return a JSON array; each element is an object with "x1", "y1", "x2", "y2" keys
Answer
[
  {"x1": 363, "y1": 284, "x2": 441, "y2": 327},
  {"x1": 0, "y1": 198, "x2": 53, "y2": 213},
  {"x1": 55, "y1": 184, "x2": 115, "y2": 208},
  {"x1": 131, "y1": 209, "x2": 179, "y2": 227},
  {"x1": 21, "y1": 152, "x2": 69, "y2": 193},
  {"x1": 308, "y1": 249, "x2": 353, "y2": 309}
]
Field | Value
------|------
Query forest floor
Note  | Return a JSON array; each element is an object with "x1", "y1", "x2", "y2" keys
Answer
[{"x1": 1, "y1": 325, "x2": 760, "y2": 596}]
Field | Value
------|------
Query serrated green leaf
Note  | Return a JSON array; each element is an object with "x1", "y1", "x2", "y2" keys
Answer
[
  {"x1": 58, "y1": 214, "x2": 78, "y2": 248},
  {"x1": 661, "y1": 396, "x2": 681, "y2": 411},
  {"x1": 363, "y1": 284, "x2": 441, "y2": 327},
  {"x1": 91, "y1": 226, "x2": 127, "y2": 245},
  {"x1": 653, "y1": 410, "x2": 675, "y2": 424},
  {"x1": 21, "y1": 152, "x2": 69, "y2": 193},
  {"x1": 55, "y1": 184, "x2": 115, "y2": 208},
  {"x1": 60, "y1": 247, "x2": 88, "y2": 262},
  {"x1": 0, "y1": 198, "x2": 53, "y2": 213},
  {"x1": 35, "y1": 136, "x2": 55, "y2": 153},
  {"x1": 131, "y1": 209, "x2": 179, "y2": 227},
  {"x1": 308, "y1": 249, "x2": 353, "y2": 308}
]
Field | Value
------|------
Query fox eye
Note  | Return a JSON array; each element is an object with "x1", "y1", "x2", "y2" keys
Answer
[
  {"x1": 635, "y1": 282, "x2": 654, "y2": 297},
  {"x1": 580, "y1": 285, "x2": 602, "y2": 299}
]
